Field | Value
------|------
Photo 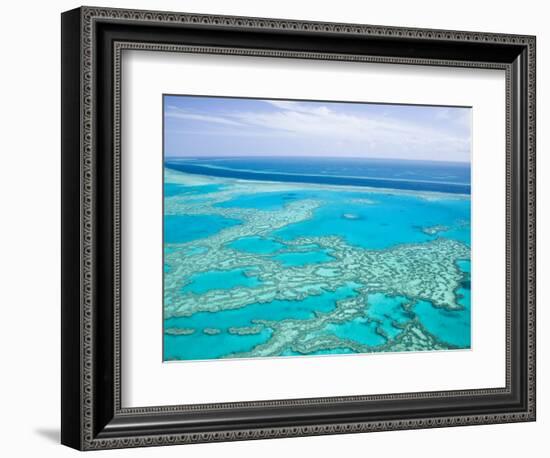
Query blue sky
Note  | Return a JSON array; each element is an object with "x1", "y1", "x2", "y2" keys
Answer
[{"x1": 164, "y1": 95, "x2": 471, "y2": 163}]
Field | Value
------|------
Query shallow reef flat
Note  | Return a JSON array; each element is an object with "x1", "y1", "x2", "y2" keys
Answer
[{"x1": 163, "y1": 168, "x2": 471, "y2": 360}]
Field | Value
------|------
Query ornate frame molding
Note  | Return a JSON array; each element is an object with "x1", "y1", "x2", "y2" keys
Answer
[{"x1": 61, "y1": 6, "x2": 536, "y2": 450}]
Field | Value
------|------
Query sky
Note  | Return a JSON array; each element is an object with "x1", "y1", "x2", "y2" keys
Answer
[{"x1": 164, "y1": 95, "x2": 471, "y2": 163}]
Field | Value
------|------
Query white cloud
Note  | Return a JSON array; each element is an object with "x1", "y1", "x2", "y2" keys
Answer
[
  {"x1": 241, "y1": 104, "x2": 469, "y2": 157},
  {"x1": 263, "y1": 100, "x2": 332, "y2": 116},
  {"x1": 165, "y1": 105, "x2": 244, "y2": 127},
  {"x1": 166, "y1": 100, "x2": 471, "y2": 161}
]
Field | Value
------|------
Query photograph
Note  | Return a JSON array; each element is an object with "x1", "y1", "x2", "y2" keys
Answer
[{"x1": 162, "y1": 95, "x2": 472, "y2": 361}]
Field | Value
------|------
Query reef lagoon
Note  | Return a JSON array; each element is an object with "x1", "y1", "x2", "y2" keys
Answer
[{"x1": 163, "y1": 157, "x2": 471, "y2": 361}]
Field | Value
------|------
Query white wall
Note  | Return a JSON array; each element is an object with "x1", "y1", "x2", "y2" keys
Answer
[{"x1": 0, "y1": 0, "x2": 545, "y2": 456}]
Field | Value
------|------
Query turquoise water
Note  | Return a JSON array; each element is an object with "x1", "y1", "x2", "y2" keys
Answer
[
  {"x1": 274, "y1": 193, "x2": 470, "y2": 249},
  {"x1": 217, "y1": 189, "x2": 379, "y2": 210},
  {"x1": 216, "y1": 191, "x2": 302, "y2": 210},
  {"x1": 413, "y1": 260, "x2": 471, "y2": 347},
  {"x1": 165, "y1": 183, "x2": 225, "y2": 197},
  {"x1": 457, "y1": 259, "x2": 471, "y2": 273},
  {"x1": 227, "y1": 236, "x2": 285, "y2": 254},
  {"x1": 164, "y1": 214, "x2": 241, "y2": 244},
  {"x1": 166, "y1": 283, "x2": 360, "y2": 331},
  {"x1": 413, "y1": 298, "x2": 470, "y2": 348},
  {"x1": 182, "y1": 267, "x2": 263, "y2": 294},
  {"x1": 325, "y1": 317, "x2": 387, "y2": 346},
  {"x1": 163, "y1": 159, "x2": 471, "y2": 360},
  {"x1": 365, "y1": 293, "x2": 412, "y2": 338},
  {"x1": 272, "y1": 250, "x2": 334, "y2": 266}
]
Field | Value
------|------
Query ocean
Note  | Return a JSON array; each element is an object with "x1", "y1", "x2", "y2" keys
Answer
[
  {"x1": 165, "y1": 156, "x2": 471, "y2": 194},
  {"x1": 163, "y1": 157, "x2": 471, "y2": 361}
]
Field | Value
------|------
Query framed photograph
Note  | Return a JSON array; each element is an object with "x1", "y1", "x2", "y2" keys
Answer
[{"x1": 61, "y1": 6, "x2": 536, "y2": 450}]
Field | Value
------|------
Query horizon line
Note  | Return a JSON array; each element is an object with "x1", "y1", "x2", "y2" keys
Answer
[{"x1": 164, "y1": 155, "x2": 471, "y2": 165}]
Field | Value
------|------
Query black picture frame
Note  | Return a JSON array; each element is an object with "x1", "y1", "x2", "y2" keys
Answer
[{"x1": 61, "y1": 6, "x2": 536, "y2": 450}]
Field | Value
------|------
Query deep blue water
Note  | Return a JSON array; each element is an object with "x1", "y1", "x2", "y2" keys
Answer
[{"x1": 166, "y1": 157, "x2": 470, "y2": 194}]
